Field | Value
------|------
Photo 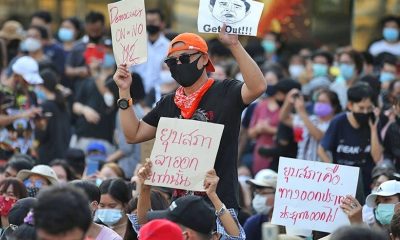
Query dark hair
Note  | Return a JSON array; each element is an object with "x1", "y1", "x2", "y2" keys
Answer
[
  {"x1": 338, "y1": 50, "x2": 364, "y2": 74},
  {"x1": 391, "y1": 208, "x2": 400, "y2": 238},
  {"x1": 389, "y1": 79, "x2": 400, "y2": 94},
  {"x1": 380, "y1": 15, "x2": 400, "y2": 29},
  {"x1": 347, "y1": 82, "x2": 376, "y2": 105},
  {"x1": 312, "y1": 50, "x2": 334, "y2": 66},
  {"x1": 375, "y1": 52, "x2": 397, "y2": 67},
  {"x1": 210, "y1": 0, "x2": 251, "y2": 12},
  {"x1": 124, "y1": 190, "x2": 169, "y2": 240},
  {"x1": 6, "y1": 155, "x2": 34, "y2": 172},
  {"x1": 361, "y1": 51, "x2": 374, "y2": 65},
  {"x1": 62, "y1": 17, "x2": 83, "y2": 40},
  {"x1": 208, "y1": 38, "x2": 231, "y2": 58},
  {"x1": 331, "y1": 225, "x2": 388, "y2": 240},
  {"x1": 316, "y1": 89, "x2": 342, "y2": 114},
  {"x1": 39, "y1": 69, "x2": 66, "y2": 110},
  {"x1": 11, "y1": 223, "x2": 36, "y2": 240},
  {"x1": 65, "y1": 148, "x2": 85, "y2": 178},
  {"x1": 360, "y1": 75, "x2": 381, "y2": 101},
  {"x1": 146, "y1": 8, "x2": 165, "y2": 22},
  {"x1": 28, "y1": 25, "x2": 49, "y2": 40},
  {"x1": 261, "y1": 63, "x2": 285, "y2": 80},
  {"x1": 69, "y1": 180, "x2": 101, "y2": 203},
  {"x1": 275, "y1": 78, "x2": 302, "y2": 94},
  {"x1": 31, "y1": 11, "x2": 52, "y2": 24},
  {"x1": 34, "y1": 185, "x2": 92, "y2": 236},
  {"x1": 85, "y1": 11, "x2": 105, "y2": 24},
  {"x1": 99, "y1": 179, "x2": 130, "y2": 206},
  {"x1": 0, "y1": 178, "x2": 27, "y2": 199},
  {"x1": 49, "y1": 159, "x2": 76, "y2": 182}
]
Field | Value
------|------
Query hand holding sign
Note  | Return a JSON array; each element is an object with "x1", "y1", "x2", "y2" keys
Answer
[
  {"x1": 218, "y1": 24, "x2": 239, "y2": 47},
  {"x1": 113, "y1": 64, "x2": 132, "y2": 91}
]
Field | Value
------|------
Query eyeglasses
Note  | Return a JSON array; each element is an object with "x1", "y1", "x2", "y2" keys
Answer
[
  {"x1": 164, "y1": 52, "x2": 202, "y2": 68},
  {"x1": 24, "y1": 179, "x2": 43, "y2": 188}
]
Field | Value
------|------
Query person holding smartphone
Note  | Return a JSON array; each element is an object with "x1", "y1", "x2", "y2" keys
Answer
[{"x1": 318, "y1": 83, "x2": 383, "y2": 204}]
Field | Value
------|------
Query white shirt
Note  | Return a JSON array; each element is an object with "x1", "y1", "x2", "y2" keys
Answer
[
  {"x1": 369, "y1": 39, "x2": 400, "y2": 56},
  {"x1": 293, "y1": 115, "x2": 330, "y2": 162},
  {"x1": 131, "y1": 34, "x2": 170, "y2": 93}
]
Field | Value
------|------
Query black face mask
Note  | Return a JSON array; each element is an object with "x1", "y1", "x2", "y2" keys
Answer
[
  {"x1": 170, "y1": 55, "x2": 204, "y2": 87},
  {"x1": 265, "y1": 85, "x2": 276, "y2": 97},
  {"x1": 89, "y1": 35, "x2": 102, "y2": 44},
  {"x1": 353, "y1": 112, "x2": 374, "y2": 127},
  {"x1": 146, "y1": 25, "x2": 160, "y2": 35},
  {"x1": 26, "y1": 187, "x2": 40, "y2": 198}
]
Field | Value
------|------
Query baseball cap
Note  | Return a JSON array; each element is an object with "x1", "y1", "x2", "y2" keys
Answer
[
  {"x1": 17, "y1": 165, "x2": 59, "y2": 185},
  {"x1": 12, "y1": 56, "x2": 44, "y2": 84},
  {"x1": 366, "y1": 180, "x2": 400, "y2": 207},
  {"x1": 139, "y1": 219, "x2": 183, "y2": 240},
  {"x1": 246, "y1": 169, "x2": 278, "y2": 188},
  {"x1": 167, "y1": 33, "x2": 215, "y2": 72},
  {"x1": 86, "y1": 141, "x2": 106, "y2": 154},
  {"x1": 147, "y1": 195, "x2": 215, "y2": 234}
]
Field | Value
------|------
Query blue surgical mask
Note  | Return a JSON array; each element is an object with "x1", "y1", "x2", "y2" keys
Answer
[
  {"x1": 380, "y1": 71, "x2": 396, "y2": 83},
  {"x1": 95, "y1": 209, "x2": 123, "y2": 226},
  {"x1": 375, "y1": 203, "x2": 395, "y2": 225},
  {"x1": 383, "y1": 28, "x2": 399, "y2": 42},
  {"x1": 102, "y1": 53, "x2": 116, "y2": 68},
  {"x1": 339, "y1": 64, "x2": 355, "y2": 80},
  {"x1": 58, "y1": 28, "x2": 74, "y2": 42},
  {"x1": 262, "y1": 40, "x2": 276, "y2": 53},
  {"x1": 312, "y1": 63, "x2": 328, "y2": 77}
]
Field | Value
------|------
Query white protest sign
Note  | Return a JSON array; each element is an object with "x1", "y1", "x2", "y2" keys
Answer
[
  {"x1": 145, "y1": 117, "x2": 224, "y2": 191},
  {"x1": 198, "y1": 0, "x2": 264, "y2": 36},
  {"x1": 271, "y1": 157, "x2": 360, "y2": 233},
  {"x1": 108, "y1": 0, "x2": 147, "y2": 66}
]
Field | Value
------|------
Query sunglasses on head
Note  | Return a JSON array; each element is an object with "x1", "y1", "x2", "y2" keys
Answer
[{"x1": 164, "y1": 52, "x2": 202, "y2": 68}]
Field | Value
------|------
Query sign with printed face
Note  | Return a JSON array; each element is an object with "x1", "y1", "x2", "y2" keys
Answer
[
  {"x1": 198, "y1": 0, "x2": 264, "y2": 36},
  {"x1": 271, "y1": 157, "x2": 360, "y2": 233},
  {"x1": 145, "y1": 117, "x2": 224, "y2": 191},
  {"x1": 108, "y1": 0, "x2": 147, "y2": 66}
]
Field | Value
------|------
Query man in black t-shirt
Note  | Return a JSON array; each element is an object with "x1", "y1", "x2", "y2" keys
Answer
[
  {"x1": 318, "y1": 83, "x2": 382, "y2": 203},
  {"x1": 113, "y1": 26, "x2": 266, "y2": 210}
]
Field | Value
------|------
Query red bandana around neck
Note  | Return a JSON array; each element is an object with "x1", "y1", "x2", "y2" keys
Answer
[{"x1": 174, "y1": 78, "x2": 215, "y2": 119}]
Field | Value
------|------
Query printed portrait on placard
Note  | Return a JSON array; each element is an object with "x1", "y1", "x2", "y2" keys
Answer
[{"x1": 209, "y1": 0, "x2": 251, "y2": 24}]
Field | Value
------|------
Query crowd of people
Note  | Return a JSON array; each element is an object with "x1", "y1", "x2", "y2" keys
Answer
[{"x1": 0, "y1": 5, "x2": 397, "y2": 240}]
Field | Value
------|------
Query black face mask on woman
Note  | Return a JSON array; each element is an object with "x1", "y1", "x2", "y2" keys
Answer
[{"x1": 169, "y1": 55, "x2": 205, "y2": 87}]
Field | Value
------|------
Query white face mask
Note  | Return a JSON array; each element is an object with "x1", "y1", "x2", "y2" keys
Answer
[
  {"x1": 252, "y1": 194, "x2": 272, "y2": 214},
  {"x1": 24, "y1": 37, "x2": 42, "y2": 52},
  {"x1": 289, "y1": 65, "x2": 305, "y2": 79},
  {"x1": 103, "y1": 92, "x2": 114, "y2": 107}
]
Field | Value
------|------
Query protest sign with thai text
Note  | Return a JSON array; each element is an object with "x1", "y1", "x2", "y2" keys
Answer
[
  {"x1": 145, "y1": 117, "x2": 224, "y2": 191},
  {"x1": 198, "y1": 0, "x2": 264, "y2": 36},
  {"x1": 271, "y1": 157, "x2": 359, "y2": 233},
  {"x1": 108, "y1": 0, "x2": 147, "y2": 66}
]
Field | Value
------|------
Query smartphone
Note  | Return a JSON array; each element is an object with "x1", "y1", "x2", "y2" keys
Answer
[
  {"x1": 86, "y1": 160, "x2": 99, "y2": 176},
  {"x1": 262, "y1": 223, "x2": 279, "y2": 240}
]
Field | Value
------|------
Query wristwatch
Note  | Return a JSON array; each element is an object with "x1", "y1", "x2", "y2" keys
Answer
[
  {"x1": 215, "y1": 204, "x2": 227, "y2": 217},
  {"x1": 117, "y1": 98, "x2": 133, "y2": 110}
]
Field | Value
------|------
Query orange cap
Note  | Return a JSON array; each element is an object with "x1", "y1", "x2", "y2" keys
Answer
[{"x1": 167, "y1": 33, "x2": 215, "y2": 72}]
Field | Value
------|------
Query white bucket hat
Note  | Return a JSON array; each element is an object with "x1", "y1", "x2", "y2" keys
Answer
[
  {"x1": 17, "y1": 165, "x2": 59, "y2": 185},
  {"x1": 246, "y1": 169, "x2": 278, "y2": 188}
]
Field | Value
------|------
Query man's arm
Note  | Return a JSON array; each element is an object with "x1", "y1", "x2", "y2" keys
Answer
[
  {"x1": 136, "y1": 160, "x2": 152, "y2": 225},
  {"x1": 0, "y1": 108, "x2": 42, "y2": 127},
  {"x1": 219, "y1": 26, "x2": 266, "y2": 105},
  {"x1": 114, "y1": 64, "x2": 156, "y2": 143},
  {"x1": 318, "y1": 145, "x2": 332, "y2": 163},
  {"x1": 369, "y1": 119, "x2": 382, "y2": 163}
]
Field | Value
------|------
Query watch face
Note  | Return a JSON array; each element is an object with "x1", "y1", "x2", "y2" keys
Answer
[{"x1": 118, "y1": 99, "x2": 129, "y2": 109}]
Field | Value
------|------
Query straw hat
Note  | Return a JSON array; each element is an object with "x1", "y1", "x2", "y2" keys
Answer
[{"x1": 0, "y1": 20, "x2": 24, "y2": 41}]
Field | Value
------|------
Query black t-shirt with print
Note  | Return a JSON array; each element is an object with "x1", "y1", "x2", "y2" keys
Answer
[
  {"x1": 320, "y1": 112, "x2": 375, "y2": 203},
  {"x1": 143, "y1": 79, "x2": 246, "y2": 209}
]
